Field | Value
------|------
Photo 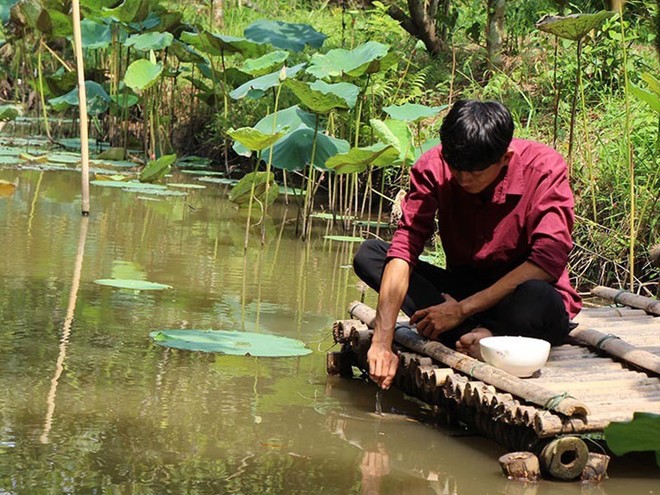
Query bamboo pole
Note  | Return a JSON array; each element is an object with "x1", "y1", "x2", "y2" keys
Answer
[
  {"x1": 348, "y1": 301, "x2": 589, "y2": 417},
  {"x1": 71, "y1": 0, "x2": 90, "y2": 215},
  {"x1": 569, "y1": 326, "x2": 660, "y2": 375},
  {"x1": 591, "y1": 286, "x2": 660, "y2": 315}
]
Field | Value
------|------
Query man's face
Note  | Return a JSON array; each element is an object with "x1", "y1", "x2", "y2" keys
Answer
[{"x1": 448, "y1": 151, "x2": 512, "y2": 194}]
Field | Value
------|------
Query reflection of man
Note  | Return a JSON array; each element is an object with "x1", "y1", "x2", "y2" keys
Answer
[
  {"x1": 360, "y1": 443, "x2": 390, "y2": 495},
  {"x1": 354, "y1": 100, "x2": 581, "y2": 389}
]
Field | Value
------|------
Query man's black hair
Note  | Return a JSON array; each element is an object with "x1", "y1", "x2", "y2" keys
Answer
[{"x1": 439, "y1": 100, "x2": 514, "y2": 172}]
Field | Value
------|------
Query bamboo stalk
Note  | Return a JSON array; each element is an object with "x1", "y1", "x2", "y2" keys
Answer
[
  {"x1": 348, "y1": 301, "x2": 590, "y2": 417},
  {"x1": 591, "y1": 286, "x2": 660, "y2": 315},
  {"x1": 569, "y1": 326, "x2": 660, "y2": 375},
  {"x1": 332, "y1": 319, "x2": 368, "y2": 344},
  {"x1": 71, "y1": 0, "x2": 90, "y2": 215}
]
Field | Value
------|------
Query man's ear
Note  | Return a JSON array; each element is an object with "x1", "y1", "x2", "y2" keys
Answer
[{"x1": 499, "y1": 150, "x2": 514, "y2": 167}]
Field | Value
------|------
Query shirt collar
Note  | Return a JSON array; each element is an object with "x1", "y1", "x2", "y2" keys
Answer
[{"x1": 492, "y1": 145, "x2": 524, "y2": 204}]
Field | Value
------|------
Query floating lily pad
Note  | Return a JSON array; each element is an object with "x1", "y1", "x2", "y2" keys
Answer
[
  {"x1": 323, "y1": 235, "x2": 364, "y2": 243},
  {"x1": 354, "y1": 220, "x2": 390, "y2": 228},
  {"x1": 179, "y1": 169, "x2": 224, "y2": 176},
  {"x1": 124, "y1": 187, "x2": 187, "y2": 196},
  {"x1": 197, "y1": 176, "x2": 239, "y2": 185},
  {"x1": 47, "y1": 152, "x2": 81, "y2": 164},
  {"x1": 149, "y1": 329, "x2": 312, "y2": 357},
  {"x1": 95, "y1": 279, "x2": 172, "y2": 290},
  {"x1": 0, "y1": 156, "x2": 22, "y2": 166},
  {"x1": 167, "y1": 183, "x2": 206, "y2": 189},
  {"x1": 309, "y1": 212, "x2": 354, "y2": 221},
  {"x1": 91, "y1": 180, "x2": 166, "y2": 190}
]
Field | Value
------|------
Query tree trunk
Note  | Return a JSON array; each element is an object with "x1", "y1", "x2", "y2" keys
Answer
[
  {"x1": 486, "y1": 0, "x2": 505, "y2": 68},
  {"x1": 377, "y1": 1, "x2": 446, "y2": 56},
  {"x1": 213, "y1": 0, "x2": 224, "y2": 29}
]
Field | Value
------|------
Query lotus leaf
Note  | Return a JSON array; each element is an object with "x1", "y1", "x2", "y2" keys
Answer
[
  {"x1": 91, "y1": 180, "x2": 166, "y2": 190},
  {"x1": 241, "y1": 50, "x2": 290, "y2": 76},
  {"x1": 306, "y1": 41, "x2": 397, "y2": 80},
  {"x1": 102, "y1": 0, "x2": 150, "y2": 23},
  {"x1": 81, "y1": 19, "x2": 113, "y2": 49},
  {"x1": 228, "y1": 171, "x2": 279, "y2": 206},
  {"x1": 230, "y1": 63, "x2": 305, "y2": 100},
  {"x1": 95, "y1": 279, "x2": 172, "y2": 290},
  {"x1": 37, "y1": 8, "x2": 72, "y2": 38},
  {"x1": 354, "y1": 220, "x2": 390, "y2": 228},
  {"x1": 139, "y1": 154, "x2": 176, "y2": 183},
  {"x1": 170, "y1": 39, "x2": 205, "y2": 63},
  {"x1": 629, "y1": 73, "x2": 660, "y2": 113},
  {"x1": 323, "y1": 235, "x2": 364, "y2": 243},
  {"x1": 197, "y1": 177, "x2": 238, "y2": 185},
  {"x1": 49, "y1": 81, "x2": 111, "y2": 116},
  {"x1": 167, "y1": 183, "x2": 206, "y2": 189},
  {"x1": 45, "y1": 68, "x2": 77, "y2": 96},
  {"x1": 0, "y1": 179, "x2": 17, "y2": 198},
  {"x1": 604, "y1": 412, "x2": 660, "y2": 466},
  {"x1": 536, "y1": 11, "x2": 615, "y2": 41},
  {"x1": 179, "y1": 170, "x2": 222, "y2": 176},
  {"x1": 284, "y1": 79, "x2": 352, "y2": 114},
  {"x1": 382, "y1": 103, "x2": 446, "y2": 122},
  {"x1": 125, "y1": 187, "x2": 186, "y2": 196},
  {"x1": 181, "y1": 31, "x2": 268, "y2": 58},
  {"x1": 227, "y1": 127, "x2": 287, "y2": 152},
  {"x1": 0, "y1": 156, "x2": 25, "y2": 165},
  {"x1": 149, "y1": 329, "x2": 312, "y2": 357},
  {"x1": 12, "y1": 0, "x2": 40, "y2": 29},
  {"x1": 309, "y1": 80, "x2": 359, "y2": 109},
  {"x1": 244, "y1": 20, "x2": 327, "y2": 52},
  {"x1": 0, "y1": 0, "x2": 18, "y2": 23},
  {"x1": 124, "y1": 59, "x2": 163, "y2": 91},
  {"x1": 97, "y1": 147, "x2": 126, "y2": 161},
  {"x1": 370, "y1": 118, "x2": 414, "y2": 165},
  {"x1": 124, "y1": 31, "x2": 173, "y2": 51},
  {"x1": 269, "y1": 128, "x2": 349, "y2": 171},
  {"x1": 47, "y1": 152, "x2": 81, "y2": 164},
  {"x1": 233, "y1": 106, "x2": 316, "y2": 157},
  {"x1": 325, "y1": 144, "x2": 398, "y2": 174},
  {"x1": 0, "y1": 104, "x2": 22, "y2": 122}
]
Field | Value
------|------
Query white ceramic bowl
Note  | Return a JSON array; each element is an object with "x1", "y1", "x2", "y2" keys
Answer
[{"x1": 479, "y1": 336, "x2": 551, "y2": 377}]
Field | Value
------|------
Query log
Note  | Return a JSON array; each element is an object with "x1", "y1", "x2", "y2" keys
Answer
[
  {"x1": 332, "y1": 319, "x2": 368, "y2": 344},
  {"x1": 569, "y1": 326, "x2": 660, "y2": 375},
  {"x1": 348, "y1": 301, "x2": 590, "y2": 416},
  {"x1": 498, "y1": 452, "x2": 541, "y2": 481},
  {"x1": 326, "y1": 351, "x2": 353, "y2": 378},
  {"x1": 539, "y1": 437, "x2": 589, "y2": 480},
  {"x1": 580, "y1": 453, "x2": 610, "y2": 483},
  {"x1": 591, "y1": 286, "x2": 660, "y2": 315}
]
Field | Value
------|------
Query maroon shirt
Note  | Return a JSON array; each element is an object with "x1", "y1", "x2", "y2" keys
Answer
[{"x1": 387, "y1": 138, "x2": 582, "y2": 318}]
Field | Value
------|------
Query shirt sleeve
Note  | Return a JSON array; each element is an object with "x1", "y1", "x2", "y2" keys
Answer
[
  {"x1": 387, "y1": 158, "x2": 440, "y2": 266},
  {"x1": 525, "y1": 156, "x2": 575, "y2": 281}
]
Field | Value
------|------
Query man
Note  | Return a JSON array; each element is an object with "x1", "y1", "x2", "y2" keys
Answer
[{"x1": 353, "y1": 100, "x2": 582, "y2": 390}]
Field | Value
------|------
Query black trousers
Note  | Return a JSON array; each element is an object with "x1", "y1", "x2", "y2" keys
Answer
[{"x1": 353, "y1": 239, "x2": 570, "y2": 348}]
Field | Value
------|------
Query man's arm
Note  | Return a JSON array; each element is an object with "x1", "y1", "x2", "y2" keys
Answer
[
  {"x1": 368, "y1": 258, "x2": 411, "y2": 390},
  {"x1": 411, "y1": 261, "x2": 553, "y2": 340}
]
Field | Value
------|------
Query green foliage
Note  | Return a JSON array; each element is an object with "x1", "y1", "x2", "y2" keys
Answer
[
  {"x1": 228, "y1": 170, "x2": 279, "y2": 206},
  {"x1": 536, "y1": 11, "x2": 615, "y2": 41},
  {"x1": 139, "y1": 154, "x2": 177, "y2": 183},
  {"x1": 604, "y1": 413, "x2": 660, "y2": 466},
  {"x1": 48, "y1": 81, "x2": 111, "y2": 116},
  {"x1": 124, "y1": 58, "x2": 163, "y2": 91},
  {"x1": 243, "y1": 19, "x2": 327, "y2": 52}
]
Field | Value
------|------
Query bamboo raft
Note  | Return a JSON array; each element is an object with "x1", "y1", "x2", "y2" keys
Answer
[{"x1": 327, "y1": 286, "x2": 660, "y2": 481}]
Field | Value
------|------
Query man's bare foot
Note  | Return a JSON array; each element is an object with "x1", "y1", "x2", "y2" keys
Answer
[{"x1": 456, "y1": 327, "x2": 493, "y2": 360}]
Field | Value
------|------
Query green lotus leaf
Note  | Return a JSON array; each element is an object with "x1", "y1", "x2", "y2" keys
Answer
[
  {"x1": 0, "y1": 104, "x2": 22, "y2": 122},
  {"x1": 125, "y1": 187, "x2": 186, "y2": 196},
  {"x1": 241, "y1": 50, "x2": 289, "y2": 77},
  {"x1": 139, "y1": 154, "x2": 177, "y2": 183},
  {"x1": 167, "y1": 183, "x2": 206, "y2": 189},
  {"x1": 47, "y1": 152, "x2": 80, "y2": 164},
  {"x1": 536, "y1": 11, "x2": 615, "y2": 41},
  {"x1": 233, "y1": 106, "x2": 317, "y2": 158},
  {"x1": 197, "y1": 177, "x2": 238, "y2": 185},
  {"x1": 37, "y1": 8, "x2": 72, "y2": 39},
  {"x1": 124, "y1": 31, "x2": 173, "y2": 51},
  {"x1": 323, "y1": 235, "x2": 364, "y2": 243},
  {"x1": 124, "y1": 59, "x2": 163, "y2": 91},
  {"x1": 228, "y1": 171, "x2": 278, "y2": 206},
  {"x1": 309, "y1": 80, "x2": 359, "y2": 109},
  {"x1": 642, "y1": 73, "x2": 660, "y2": 95},
  {"x1": 284, "y1": 79, "x2": 352, "y2": 114},
  {"x1": 95, "y1": 279, "x2": 172, "y2": 290},
  {"x1": 0, "y1": 0, "x2": 19, "y2": 24},
  {"x1": 325, "y1": 143, "x2": 398, "y2": 174},
  {"x1": 179, "y1": 169, "x2": 222, "y2": 176},
  {"x1": 306, "y1": 41, "x2": 397, "y2": 80},
  {"x1": 604, "y1": 412, "x2": 660, "y2": 466},
  {"x1": 382, "y1": 103, "x2": 446, "y2": 122},
  {"x1": 371, "y1": 118, "x2": 414, "y2": 165},
  {"x1": 229, "y1": 63, "x2": 305, "y2": 100},
  {"x1": 244, "y1": 20, "x2": 327, "y2": 52},
  {"x1": 91, "y1": 180, "x2": 166, "y2": 189},
  {"x1": 180, "y1": 31, "x2": 268, "y2": 58},
  {"x1": 170, "y1": 39, "x2": 205, "y2": 63},
  {"x1": 12, "y1": 0, "x2": 40, "y2": 29},
  {"x1": 45, "y1": 68, "x2": 77, "y2": 96},
  {"x1": 309, "y1": 212, "x2": 354, "y2": 221},
  {"x1": 227, "y1": 127, "x2": 288, "y2": 152},
  {"x1": 270, "y1": 128, "x2": 349, "y2": 171},
  {"x1": 48, "y1": 81, "x2": 111, "y2": 116},
  {"x1": 110, "y1": 91, "x2": 139, "y2": 109},
  {"x1": 81, "y1": 19, "x2": 113, "y2": 49},
  {"x1": 102, "y1": 0, "x2": 150, "y2": 23},
  {"x1": 149, "y1": 329, "x2": 312, "y2": 357}
]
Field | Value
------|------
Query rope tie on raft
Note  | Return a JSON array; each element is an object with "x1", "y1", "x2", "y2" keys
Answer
[
  {"x1": 595, "y1": 333, "x2": 621, "y2": 350},
  {"x1": 543, "y1": 392, "x2": 577, "y2": 411}
]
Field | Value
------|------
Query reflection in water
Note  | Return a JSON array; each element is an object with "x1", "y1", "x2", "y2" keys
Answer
[
  {"x1": 0, "y1": 170, "x2": 655, "y2": 493},
  {"x1": 40, "y1": 215, "x2": 89, "y2": 443}
]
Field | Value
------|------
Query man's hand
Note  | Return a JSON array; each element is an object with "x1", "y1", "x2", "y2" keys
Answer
[
  {"x1": 367, "y1": 341, "x2": 399, "y2": 390},
  {"x1": 410, "y1": 293, "x2": 465, "y2": 340}
]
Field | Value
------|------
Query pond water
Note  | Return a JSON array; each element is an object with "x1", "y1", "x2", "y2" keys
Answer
[{"x1": 0, "y1": 168, "x2": 657, "y2": 494}]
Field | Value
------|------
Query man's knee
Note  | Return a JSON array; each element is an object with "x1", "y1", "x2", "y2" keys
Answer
[{"x1": 353, "y1": 239, "x2": 388, "y2": 280}]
